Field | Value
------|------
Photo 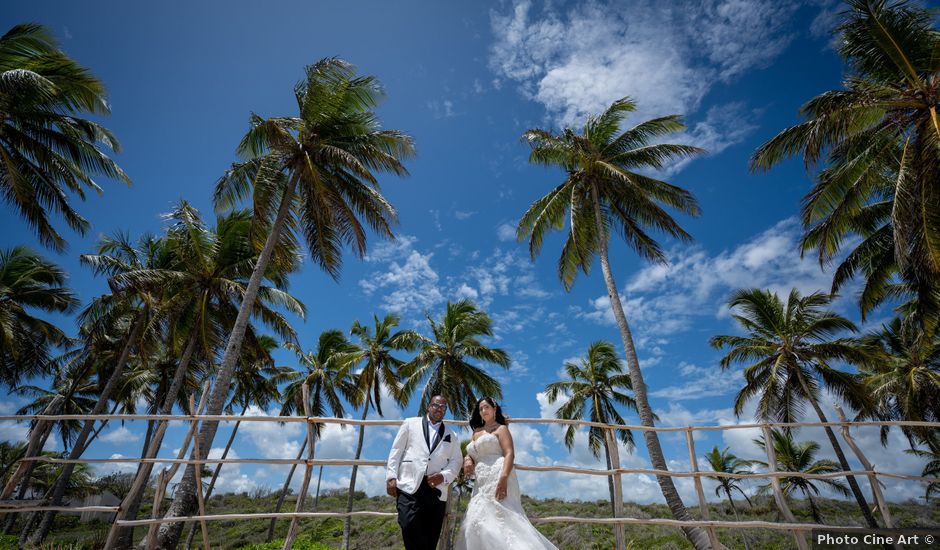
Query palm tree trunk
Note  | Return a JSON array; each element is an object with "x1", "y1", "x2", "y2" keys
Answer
[
  {"x1": 157, "y1": 177, "x2": 297, "y2": 550},
  {"x1": 793, "y1": 371, "x2": 879, "y2": 529},
  {"x1": 603, "y1": 439, "x2": 616, "y2": 519},
  {"x1": 342, "y1": 406, "x2": 369, "y2": 550},
  {"x1": 1, "y1": 397, "x2": 63, "y2": 534},
  {"x1": 727, "y1": 497, "x2": 750, "y2": 550},
  {"x1": 27, "y1": 313, "x2": 147, "y2": 546},
  {"x1": 266, "y1": 434, "x2": 308, "y2": 542},
  {"x1": 313, "y1": 465, "x2": 324, "y2": 510},
  {"x1": 109, "y1": 330, "x2": 200, "y2": 549},
  {"x1": 589, "y1": 186, "x2": 715, "y2": 550},
  {"x1": 183, "y1": 406, "x2": 247, "y2": 550}
]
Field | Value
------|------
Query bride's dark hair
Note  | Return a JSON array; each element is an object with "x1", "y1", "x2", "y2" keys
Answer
[{"x1": 469, "y1": 397, "x2": 507, "y2": 430}]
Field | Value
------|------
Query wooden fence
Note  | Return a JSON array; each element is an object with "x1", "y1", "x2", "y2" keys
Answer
[{"x1": 1, "y1": 398, "x2": 937, "y2": 550}]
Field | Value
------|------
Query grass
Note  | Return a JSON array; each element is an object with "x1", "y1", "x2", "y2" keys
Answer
[{"x1": 7, "y1": 489, "x2": 938, "y2": 550}]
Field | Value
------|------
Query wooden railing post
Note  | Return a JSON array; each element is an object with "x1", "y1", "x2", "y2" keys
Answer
[
  {"x1": 144, "y1": 470, "x2": 167, "y2": 550},
  {"x1": 190, "y1": 414, "x2": 211, "y2": 550},
  {"x1": 604, "y1": 428, "x2": 626, "y2": 550},
  {"x1": 834, "y1": 406, "x2": 898, "y2": 549},
  {"x1": 141, "y1": 391, "x2": 210, "y2": 550},
  {"x1": 685, "y1": 428, "x2": 720, "y2": 549},
  {"x1": 761, "y1": 426, "x2": 808, "y2": 550},
  {"x1": 283, "y1": 384, "x2": 315, "y2": 550}
]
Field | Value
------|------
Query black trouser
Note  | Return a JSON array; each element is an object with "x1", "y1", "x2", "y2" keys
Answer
[{"x1": 396, "y1": 478, "x2": 446, "y2": 550}]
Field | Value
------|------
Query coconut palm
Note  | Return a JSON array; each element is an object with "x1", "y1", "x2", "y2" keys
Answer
[
  {"x1": 906, "y1": 438, "x2": 939, "y2": 502},
  {"x1": 0, "y1": 23, "x2": 130, "y2": 251},
  {"x1": 518, "y1": 96, "x2": 709, "y2": 548},
  {"x1": 0, "y1": 246, "x2": 79, "y2": 389},
  {"x1": 13, "y1": 367, "x2": 97, "y2": 453},
  {"x1": 711, "y1": 287, "x2": 880, "y2": 528},
  {"x1": 264, "y1": 330, "x2": 358, "y2": 542},
  {"x1": 107, "y1": 203, "x2": 303, "y2": 548},
  {"x1": 705, "y1": 446, "x2": 755, "y2": 550},
  {"x1": 27, "y1": 233, "x2": 166, "y2": 545},
  {"x1": 182, "y1": 336, "x2": 289, "y2": 550},
  {"x1": 159, "y1": 57, "x2": 413, "y2": 548},
  {"x1": 859, "y1": 317, "x2": 940, "y2": 449},
  {"x1": 402, "y1": 300, "x2": 509, "y2": 419},
  {"x1": 754, "y1": 429, "x2": 850, "y2": 523},
  {"x1": 750, "y1": 1, "x2": 940, "y2": 335},
  {"x1": 545, "y1": 341, "x2": 638, "y2": 520},
  {"x1": 340, "y1": 314, "x2": 420, "y2": 550}
]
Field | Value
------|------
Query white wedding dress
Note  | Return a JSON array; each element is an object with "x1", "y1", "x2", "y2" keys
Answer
[{"x1": 454, "y1": 432, "x2": 558, "y2": 550}]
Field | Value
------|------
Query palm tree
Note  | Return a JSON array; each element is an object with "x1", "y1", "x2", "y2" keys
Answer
[
  {"x1": 906, "y1": 437, "x2": 939, "y2": 502},
  {"x1": 27, "y1": 233, "x2": 165, "y2": 545},
  {"x1": 859, "y1": 317, "x2": 940, "y2": 449},
  {"x1": 750, "y1": 1, "x2": 940, "y2": 336},
  {"x1": 0, "y1": 23, "x2": 130, "y2": 251},
  {"x1": 754, "y1": 429, "x2": 850, "y2": 523},
  {"x1": 403, "y1": 300, "x2": 509, "y2": 419},
  {"x1": 182, "y1": 336, "x2": 288, "y2": 550},
  {"x1": 0, "y1": 246, "x2": 79, "y2": 389},
  {"x1": 705, "y1": 446, "x2": 755, "y2": 550},
  {"x1": 341, "y1": 314, "x2": 419, "y2": 550},
  {"x1": 710, "y1": 287, "x2": 880, "y2": 528},
  {"x1": 159, "y1": 57, "x2": 414, "y2": 548},
  {"x1": 265, "y1": 330, "x2": 358, "y2": 542},
  {"x1": 517, "y1": 96, "x2": 710, "y2": 548},
  {"x1": 545, "y1": 341, "x2": 638, "y2": 521},
  {"x1": 14, "y1": 367, "x2": 97, "y2": 453},
  {"x1": 107, "y1": 203, "x2": 303, "y2": 548}
]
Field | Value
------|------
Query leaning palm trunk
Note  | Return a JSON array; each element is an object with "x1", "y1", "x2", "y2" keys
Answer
[
  {"x1": 590, "y1": 187, "x2": 715, "y2": 550},
  {"x1": 727, "y1": 498, "x2": 750, "y2": 550},
  {"x1": 27, "y1": 315, "x2": 147, "y2": 546},
  {"x1": 157, "y1": 178, "x2": 297, "y2": 549},
  {"x1": 266, "y1": 434, "x2": 309, "y2": 542},
  {"x1": 342, "y1": 406, "x2": 369, "y2": 550},
  {"x1": 107, "y1": 331, "x2": 200, "y2": 549},
  {"x1": 1, "y1": 396, "x2": 64, "y2": 534},
  {"x1": 182, "y1": 406, "x2": 247, "y2": 550},
  {"x1": 603, "y1": 440, "x2": 617, "y2": 519},
  {"x1": 793, "y1": 371, "x2": 879, "y2": 529}
]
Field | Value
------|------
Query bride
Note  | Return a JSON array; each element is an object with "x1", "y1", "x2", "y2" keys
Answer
[{"x1": 454, "y1": 397, "x2": 558, "y2": 549}]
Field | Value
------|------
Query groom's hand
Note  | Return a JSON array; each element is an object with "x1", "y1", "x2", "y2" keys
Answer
[
  {"x1": 386, "y1": 479, "x2": 398, "y2": 497},
  {"x1": 425, "y1": 473, "x2": 444, "y2": 488}
]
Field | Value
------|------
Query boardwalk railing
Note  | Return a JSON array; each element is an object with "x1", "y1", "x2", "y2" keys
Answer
[{"x1": 1, "y1": 399, "x2": 936, "y2": 550}]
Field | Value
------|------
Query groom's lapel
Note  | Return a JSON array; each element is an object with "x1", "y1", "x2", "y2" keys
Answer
[{"x1": 421, "y1": 415, "x2": 431, "y2": 451}]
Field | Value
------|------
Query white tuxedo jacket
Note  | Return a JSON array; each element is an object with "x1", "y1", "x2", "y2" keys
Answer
[{"x1": 386, "y1": 416, "x2": 463, "y2": 501}]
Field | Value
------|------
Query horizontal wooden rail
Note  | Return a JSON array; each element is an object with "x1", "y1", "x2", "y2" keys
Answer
[
  {"x1": 2, "y1": 414, "x2": 938, "y2": 432},
  {"x1": 15, "y1": 455, "x2": 937, "y2": 483},
  {"x1": 2, "y1": 412, "x2": 936, "y2": 548},
  {"x1": 109, "y1": 510, "x2": 880, "y2": 535}
]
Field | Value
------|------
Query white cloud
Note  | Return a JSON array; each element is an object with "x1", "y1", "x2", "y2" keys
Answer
[
  {"x1": 650, "y1": 361, "x2": 744, "y2": 402},
  {"x1": 454, "y1": 210, "x2": 477, "y2": 220},
  {"x1": 427, "y1": 99, "x2": 456, "y2": 119},
  {"x1": 496, "y1": 223, "x2": 517, "y2": 242},
  {"x1": 99, "y1": 425, "x2": 141, "y2": 444},
  {"x1": 455, "y1": 283, "x2": 479, "y2": 301},
  {"x1": 360, "y1": 236, "x2": 445, "y2": 314},
  {"x1": 580, "y1": 217, "x2": 845, "y2": 337},
  {"x1": 489, "y1": 0, "x2": 796, "y2": 166}
]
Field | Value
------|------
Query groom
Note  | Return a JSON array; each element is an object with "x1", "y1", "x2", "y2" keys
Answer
[{"x1": 386, "y1": 395, "x2": 463, "y2": 550}]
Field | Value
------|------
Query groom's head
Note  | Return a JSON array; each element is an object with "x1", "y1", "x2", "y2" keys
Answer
[{"x1": 427, "y1": 395, "x2": 447, "y2": 423}]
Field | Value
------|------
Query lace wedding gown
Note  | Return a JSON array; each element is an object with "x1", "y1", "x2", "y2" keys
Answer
[{"x1": 454, "y1": 432, "x2": 558, "y2": 550}]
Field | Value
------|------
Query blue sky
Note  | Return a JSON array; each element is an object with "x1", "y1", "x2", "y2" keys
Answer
[{"x1": 1, "y1": 0, "x2": 931, "y2": 504}]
